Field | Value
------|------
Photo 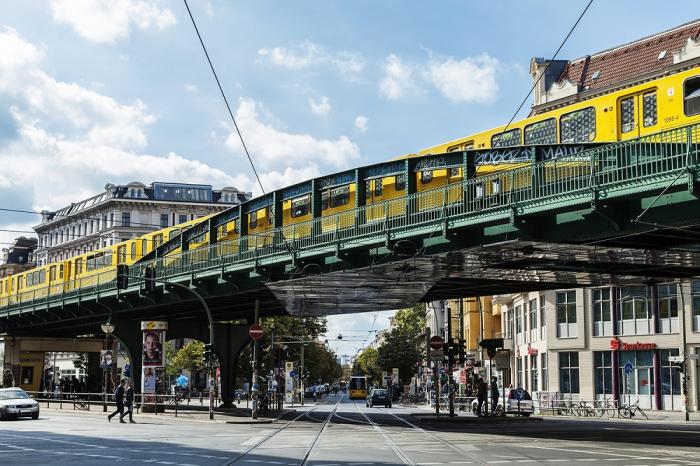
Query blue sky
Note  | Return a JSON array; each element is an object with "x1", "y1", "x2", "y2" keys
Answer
[{"x1": 0, "y1": 1, "x2": 696, "y2": 355}]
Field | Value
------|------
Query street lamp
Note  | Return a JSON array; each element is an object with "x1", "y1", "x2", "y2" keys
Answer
[{"x1": 101, "y1": 318, "x2": 114, "y2": 412}]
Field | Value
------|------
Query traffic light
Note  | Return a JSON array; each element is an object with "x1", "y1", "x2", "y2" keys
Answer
[
  {"x1": 116, "y1": 264, "x2": 129, "y2": 289},
  {"x1": 203, "y1": 343, "x2": 215, "y2": 363},
  {"x1": 478, "y1": 338, "x2": 504, "y2": 359},
  {"x1": 457, "y1": 339, "x2": 467, "y2": 364},
  {"x1": 144, "y1": 267, "x2": 156, "y2": 293}
]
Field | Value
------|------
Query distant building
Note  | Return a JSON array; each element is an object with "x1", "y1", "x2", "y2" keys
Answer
[
  {"x1": 0, "y1": 236, "x2": 37, "y2": 278},
  {"x1": 33, "y1": 181, "x2": 251, "y2": 265}
]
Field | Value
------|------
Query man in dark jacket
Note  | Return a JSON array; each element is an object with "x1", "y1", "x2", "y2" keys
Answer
[
  {"x1": 120, "y1": 380, "x2": 135, "y2": 423},
  {"x1": 108, "y1": 379, "x2": 126, "y2": 423},
  {"x1": 476, "y1": 377, "x2": 487, "y2": 416},
  {"x1": 490, "y1": 376, "x2": 500, "y2": 415}
]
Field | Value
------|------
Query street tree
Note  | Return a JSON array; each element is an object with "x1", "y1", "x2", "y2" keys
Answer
[{"x1": 353, "y1": 346, "x2": 381, "y2": 385}]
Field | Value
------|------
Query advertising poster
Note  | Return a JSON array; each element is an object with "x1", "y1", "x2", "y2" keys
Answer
[
  {"x1": 141, "y1": 321, "x2": 167, "y2": 367},
  {"x1": 100, "y1": 350, "x2": 113, "y2": 369},
  {"x1": 142, "y1": 367, "x2": 156, "y2": 394},
  {"x1": 285, "y1": 361, "x2": 294, "y2": 403}
]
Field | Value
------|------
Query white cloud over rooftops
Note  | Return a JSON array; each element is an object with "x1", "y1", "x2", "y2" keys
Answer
[
  {"x1": 308, "y1": 96, "x2": 331, "y2": 116},
  {"x1": 379, "y1": 54, "x2": 421, "y2": 100},
  {"x1": 48, "y1": 0, "x2": 176, "y2": 43},
  {"x1": 354, "y1": 115, "x2": 368, "y2": 133}
]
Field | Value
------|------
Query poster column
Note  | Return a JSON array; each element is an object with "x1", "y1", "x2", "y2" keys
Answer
[
  {"x1": 141, "y1": 321, "x2": 167, "y2": 412},
  {"x1": 285, "y1": 361, "x2": 294, "y2": 404}
]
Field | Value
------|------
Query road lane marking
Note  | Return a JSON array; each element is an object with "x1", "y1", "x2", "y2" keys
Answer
[{"x1": 522, "y1": 445, "x2": 658, "y2": 461}]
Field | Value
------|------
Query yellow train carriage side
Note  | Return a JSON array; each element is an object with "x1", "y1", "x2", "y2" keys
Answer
[
  {"x1": 247, "y1": 206, "x2": 274, "y2": 249},
  {"x1": 365, "y1": 175, "x2": 407, "y2": 223},
  {"x1": 320, "y1": 183, "x2": 356, "y2": 233},
  {"x1": 281, "y1": 194, "x2": 312, "y2": 240}
]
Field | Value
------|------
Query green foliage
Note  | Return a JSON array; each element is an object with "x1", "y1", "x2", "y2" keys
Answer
[
  {"x1": 392, "y1": 303, "x2": 426, "y2": 336},
  {"x1": 373, "y1": 304, "x2": 427, "y2": 385},
  {"x1": 353, "y1": 346, "x2": 381, "y2": 385},
  {"x1": 72, "y1": 353, "x2": 88, "y2": 373},
  {"x1": 166, "y1": 340, "x2": 206, "y2": 377}
]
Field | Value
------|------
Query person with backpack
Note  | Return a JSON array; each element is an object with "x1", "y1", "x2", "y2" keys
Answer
[{"x1": 107, "y1": 378, "x2": 126, "y2": 423}]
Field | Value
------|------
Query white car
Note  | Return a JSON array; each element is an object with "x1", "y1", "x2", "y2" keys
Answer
[
  {"x1": 471, "y1": 388, "x2": 534, "y2": 416},
  {"x1": 0, "y1": 388, "x2": 40, "y2": 420}
]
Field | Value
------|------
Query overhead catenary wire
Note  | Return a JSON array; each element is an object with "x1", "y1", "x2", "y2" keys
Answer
[
  {"x1": 182, "y1": 0, "x2": 265, "y2": 195},
  {"x1": 498, "y1": 0, "x2": 594, "y2": 139}
]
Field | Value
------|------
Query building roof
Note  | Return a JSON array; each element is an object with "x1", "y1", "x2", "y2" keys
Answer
[
  {"x1": 556, "y1": 19, "x2": 700, "y2": 92},
  {"x1": 1, "y1": 236, "x2": 37, "y2": 265}
]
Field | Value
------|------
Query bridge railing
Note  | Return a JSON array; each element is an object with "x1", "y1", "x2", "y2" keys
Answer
[{"x1": 3, "y1": 123, "x2": 700, "y2": 310}]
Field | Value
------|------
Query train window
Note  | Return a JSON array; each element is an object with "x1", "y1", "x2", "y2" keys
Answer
[
  {"x1": 330, "y1": 186, "x2": 350, "y2": 208},
  {"x1": 560, "y1": 106, "x2": 596, "y2": 143},
  {"x1": 50, "y1": 266, "x2": 56, "y2": 281},
  {"x1": 643, "y1": 91, "x2": 657, "y2": 127},
  {"x1": 86, "y1": 257, "x2": 94, "y2": 271},
  {"x1": 142, "y1": 239, "x2": 148, "y2": 255},
  {"x1": 475, "y1": 182, "x2": 484, "y2": 199},
  {"x1": 365, "y1": 180, "x2": 373, "y2": 198},
  {"x1": 171, "y1": 228, "x2": 180, "y2": 238},
  {"x1": 620, "y1": 96, "x2": 635, "y2": 133},
  {"x1": 683, "y1": 77, "x2": 700, "y2": 116},
  {"x1": 59, "y1": 265, "x2": 64, "y2": 279},
  {"x1": 130, "y1": 242, "x2": 137, "y2": 260},
  {"x1": 374, "y1": 178, "x2": 383, "y2": 196},
  {"x1": 39, "y1": 270, "x2": 45, "y2": 283},
  {"x1": 117, "y1": 245, "x2": 126, "y2": 264},
  {"x1": 291, "y1": 195, "x2": 310, "y2": 218},
  {"x1": 75, "y1": 259, "x2": 82, "y2": 276},
  {"x1": 321, "y1": 190, "x2": 329, "y2": 211},
  {"x1": 464, "y1": 143, "x2": 474, "y2": 150},
  {"x1": 449, "y1": 167, "x2": 460, "y2": 178},
  {"x1": 492, "y1": 179, "x2": 500, "y2": 195},
  {"x1": 266, "y1": 206, "x2": 273, "y2": 226},
  {"x1": 249, "y1": 212, "x2": 257, "y2": 229},
  {"x1": 395, "y1": 174, "x2": 406, "y2": 191},
  {"x1": 524, "y1": 118, "x2": 557, "y2": 145},
  {"x1": 491, "y1": 128, "x2": 521, "y2": 148},
  {"x1": 447, "y1": 145, "x2": 461, "y2": 152},
  {"x1": 421, "y1": 171, "x2": 433, "y2": 184},
  {"x1": 155, "y1": 234, "x2": 163, "y2": 247}
]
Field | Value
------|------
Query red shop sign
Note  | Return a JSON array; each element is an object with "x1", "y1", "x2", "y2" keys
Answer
[{"x1": 610, "y1": 337, "x2": 656, "y2": 351}]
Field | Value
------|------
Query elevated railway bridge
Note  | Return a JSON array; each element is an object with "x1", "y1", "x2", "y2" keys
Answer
[{"x1": 4, "y1": 123, "x2": 700, "y2": 401}]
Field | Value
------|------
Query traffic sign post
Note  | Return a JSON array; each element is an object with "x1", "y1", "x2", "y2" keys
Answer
[
  {"x1": 249, "y1": 324, "x2": 263, "y2": 340},
  {"x1": 624, "y1": 361, "x2": 633, "y2": 407}
]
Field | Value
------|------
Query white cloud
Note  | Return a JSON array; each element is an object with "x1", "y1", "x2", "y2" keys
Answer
[
  {"x1": 379, "y1": 54, "x2": 420, "y2": 100},
  {"x1": 0, "y1": 27, "x2": 238, "y2": 214},
  {"x1": 354, "y1": 115, "x2": 368, "y2": 133},
  {"x1": 184, "y1": 84, "x2": 198, "y2": 93},
  {"x1": 324, "y1": 311, "x2": 396, "y2": 357},
  {"x1": 48, "y1": 0, "x2": 176, "y2": 43},
  {"x1": 258, "y1": 41, "x2": 365, "y2": 78},
  {"x1": 308, "y1": 96, "x2": 331, "y2": 116},
  {"x1": 425, "y1": 53, "x2": 500, "y2": 103},
  {"x1": 225, "y1": 98, "x2": 359, "y2": 171}
]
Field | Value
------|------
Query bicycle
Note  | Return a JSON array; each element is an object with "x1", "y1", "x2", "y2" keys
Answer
[
  {"x1": 618, "y1": 401, "x2": 648, "y2": 420},
  {"x1": 73, "y1": 395, "x2": 89, "y2": 410}
]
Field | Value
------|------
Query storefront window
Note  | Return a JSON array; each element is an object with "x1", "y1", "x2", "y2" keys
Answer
[
  {"x1": 660, "y1": 349, "x2": 681, "y2": 395},
  {"x1": 559, "y1": 352, "x2": 579, "y2": 394},
  {"x1": 594, "y1": 351, "x2": 613, "y2": 395},
  {"x1": 618, "y1": 350, "x2": 654, "y2": 397}
]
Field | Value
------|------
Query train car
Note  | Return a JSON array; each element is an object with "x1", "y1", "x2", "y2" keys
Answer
[{"x1": 348, "y1": 375, "x2": 368, "y2": 400}]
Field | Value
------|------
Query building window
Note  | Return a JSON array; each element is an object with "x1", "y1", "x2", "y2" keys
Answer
[
  {"x1": 530, "y1": 355, "x2": 538, "y2": 392},
  {"x1": 618, "y1": 286, "x2": 651, "y2": 335},
  {"x1": 541, "y1": 352, "x2": 548, "y2": 391},
  {"x1": 683, "y1": 76, "x2": 700, "y2": 116},
  {"x1": 528, "y1": 299, "x2": 537, "y2": 342},
  {"x1": 515, "y1": 305, "x2": 523, "y2": 345},
  {"x1": 160, "y1": 214, "x2": 169, "y2": 228},
  {"x1": 618, "y1": 350, "x2": 653, "y2": 398},
  {"x1": 524, "y1": 118, "x2": 556, "y2": 145},
  {"x1": 121, "y1": 212, "x2": 130, "y2": 227},
  {"x1": 592, "y1": 288, "x2": 612, "y2": 336},
  {"x1": 559, "y1": 352, "x2": 579, "y2": 395},
  {"x1": 658, "y1": 283, "x2": 679, "y2": 334},
  {"x1": 594, "y1": 351, "x2": 613, "y2": 396},
  {"x1": 660, "y1": 349, "x2": 681, "y2": 396},
  {"x1": 692, "y1": 280, "x2": 700, "y2": 331},
  {"x1": 643, "y1": 91, "x2": 657, "y2": 127},
  {"x1": 20, "y1": 366, "x2": 34, "y2": 385},
  {"x1": 539, "y1": 295, "x2": 546, "y2": 340},
  {"x1": 505, "y1": 308, "x2": 513, "y2": 339},
  {"x1": 560, "y1": 106, "x2": 596, "y2": 143},
  {"x1": 516, "y1": 357, "x2": 522, "y2": 388},
  {"x1": 556, "y1": 290, "x2": 577, "y2": 338},
  {"x1": 178, "y1": 214, "x2": 188, "y2": 225}
]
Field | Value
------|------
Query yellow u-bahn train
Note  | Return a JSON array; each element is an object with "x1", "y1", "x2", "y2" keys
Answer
[{"x1": 2, "y1": 25, "x2": 700, "y2": 305}]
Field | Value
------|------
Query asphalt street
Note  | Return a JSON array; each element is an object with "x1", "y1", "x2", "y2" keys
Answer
[{"x1": 1, "y1": 394, "x2": 699, "y2": 465}]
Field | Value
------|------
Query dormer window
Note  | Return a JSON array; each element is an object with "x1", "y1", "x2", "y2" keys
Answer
[{"x1": 658, "y1": 50, "x2": 667, "y2": 60}]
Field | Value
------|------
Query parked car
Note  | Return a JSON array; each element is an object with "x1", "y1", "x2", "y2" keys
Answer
[
  {"x1": 0, "y1": 388, "x2": 40, "y2": 420},
  {"x1": 471, "y1": 388, "x2": 534, "y2": 416},
  {"x1": 366, "y1": 388, "x2": 392, "y2": 408}
]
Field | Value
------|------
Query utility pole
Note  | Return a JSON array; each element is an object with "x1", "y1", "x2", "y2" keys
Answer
[
  {"x1": 300, "y1": 343, "x2": 305, "y2": 406},
  {"x1": 252, "y1": 300, "x2": 259, "y2": 419},
  {"x1": 446, "y1": 304, "x2": 455, "y2": 417},
  {"x1": 477, "y1": 296, "x2": 487, "y2": 415},
  {"x1": 678, "y1": 280, "x2": 690, "y2": 422}
]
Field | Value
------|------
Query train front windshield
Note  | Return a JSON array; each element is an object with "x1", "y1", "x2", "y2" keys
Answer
[{"x1": 349, "y1": 377, "x2": 367, "y2": 399}]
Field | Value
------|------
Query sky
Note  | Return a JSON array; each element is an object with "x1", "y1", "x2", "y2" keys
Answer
[{"x1": 0, "y1": 1, "x2": 696, "y2": 357}]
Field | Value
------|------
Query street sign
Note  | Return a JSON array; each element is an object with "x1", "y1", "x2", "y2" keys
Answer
[
  {"x1": 290, "y1": 369, "x2": 298, "y2": 378},
  {"x1": 430, "y1": 349, "x2": 444, "y2": 361},
  {"x1": 429, "y1": 336, "x2": 444, "y2": 350},
  {"x1": 249, "y1": 324, "x2": 263, "y2": 340},
  {"x1": 669, "y1": 356, "x2": 683, "y2": 363},
  {"x1": 687, "y1": 354, "x2": 698, "y2": 360},
  {"x1": 624, "y1": 361, "x2": 633, "y2": 374}
]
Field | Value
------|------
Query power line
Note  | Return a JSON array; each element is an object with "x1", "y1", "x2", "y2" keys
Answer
[
  {"x1": 182, "y1": 0, "x2": 265, "y2": 195},
  {"x1": 498, "y1": 0, "x2": 594, "y2": 139}
]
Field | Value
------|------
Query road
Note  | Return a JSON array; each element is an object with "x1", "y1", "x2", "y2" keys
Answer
[{"x1": 1, "y1": 394, "x2": 699, "y2": 465}]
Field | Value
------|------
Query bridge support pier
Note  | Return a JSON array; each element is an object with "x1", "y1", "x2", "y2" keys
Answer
[{"x1": 112, "y1": 319, "x2": 249, "y2": 409}]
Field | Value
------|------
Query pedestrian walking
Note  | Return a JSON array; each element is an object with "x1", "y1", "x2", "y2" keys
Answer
[
  {"x1": 490, "y1": 376, "x2": 500, "y2": 415},
  {"x1": 120, "y1": 380, "x2": 136, "y2": 423},
  {"x1": 108, "y1": 378, "x2": 126, "y2": 423},
  {"x1": 476, "y1": 377, "x2": 487, "y2": 416}
]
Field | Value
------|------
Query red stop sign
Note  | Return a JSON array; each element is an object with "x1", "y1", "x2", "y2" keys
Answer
[
  {"x1": 429, "y1": 336, "x2": 444, "y2": 350},
  {"x1": 249, "y1": 324, "x2": 263, "y2": 340}
]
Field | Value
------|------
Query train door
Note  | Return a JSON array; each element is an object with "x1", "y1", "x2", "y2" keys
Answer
[{"x1": 618, "y1": 89, "x2": 658, "y2": 140}]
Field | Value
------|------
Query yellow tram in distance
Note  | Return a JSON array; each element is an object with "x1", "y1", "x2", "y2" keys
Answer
[{"x1": 348, "y1": 375, "x2": 368, "y2": 399}]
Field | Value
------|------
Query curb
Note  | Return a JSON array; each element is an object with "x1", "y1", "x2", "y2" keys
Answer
[{"x1": 411, "y1": 413, "x2": 543, "y2": 423}]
